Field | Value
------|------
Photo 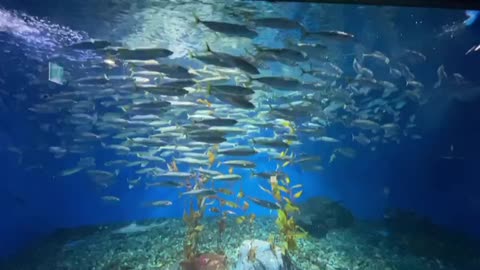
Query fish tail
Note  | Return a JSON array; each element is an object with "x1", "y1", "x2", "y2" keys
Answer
[
  {"x1": 299, "y1": 66, "x2": 308, "y2": 76},
  {"x1": 299, "y1": 25, "x2": 307, "y2": 38}
]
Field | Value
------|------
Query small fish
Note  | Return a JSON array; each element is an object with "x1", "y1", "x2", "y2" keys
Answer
[
  {"x1": 194, "y1": 167, "x2": 223, "y2": 176},
  {"x1": 335, "y1": 147, "x2": 356, "y2": 158},
  {"x1": 249, "y1": 213, "x2": 256, "y2": 223},
  {"x1": 219, "y1": 160, "x2": 256, "y2": 168},
  {"x1": 252, "y1": 17, "x2": 304, "y2": 30},
  {"x1": 236, "y1": 216, "x2": 246, "y2": 224},
  {"x1": 167, "y1": 160, "x2": 179, "y2": 172},
  {"x1": 247, "y1": 196, "x2": 280, "y2": 209},
  {"x1": 304, "y1": 30, "x2": 355, "y2": 41},
  {"x1": 293, "y1": 190, "x2": 303, "y2": 199},
  {"x1": 362, "y1": 51, "x2": 390, "y2": 65},
  {"x1": 466, "y1": 44, "x2": 480, "y2": 55},
  {"x1": 157, "y1": 172, "x2": 193, "y2": 179},
  {"x1": 434, "y1": 65, "x2": 447, "y2": 89},
  {"x1": 258, "y1": 184, "x2": 272, "y2": 195},
  {"x1": 221, "y1": 200, "x2": 239, "y2": 208},
  {"x1": 101, "y1": 196, "x2": 120, "y2": 203},
  {"x1": 291, "y1": 184, "x2": 302, "y2": 189},
  {"x1": 251, "y1": 76, "x2": 302, "y2": 91},
  {"x1": 69, "y1": 39, "x2": 111, "y2": 50},
  {"x1": 207, "y1": 84, "x2": 254, "y2": 97},
  {"x1": 107, "y1": 47, "x2": 173, "y2": 60},
  {"x1": 145, "y1": 181, "x2": 184, "y2": 189},
  {"x1": 351, "y1": 119, "x2": 380, "y2": 131},
  {"x1": 217, "y1": 188, "x2": 233, "y2": 195},
  {"x1": 197, "y1": 98, "x2": 212, "y2": 107},
  {"x1": 352, "y1": 133, "x2": 371, "y2": 146},
  {"x1": 242, "y1": 201, "x2": 250, "y2": 211},
  {"x1": 103, "y1": 58, "x2": 117, "y2": 67},
  {"x1": 224, "y1": 210, "x2": 237, "y2": 216},
  {"x1": 181, "y1": 188, "x2": 216, "y2": 197},
  {"x1": 218, "y1": 146, "x2": 257, "y2": 156},
  {"x1": 127, "y1": 177, "x2": 142, "y2": 189},
  {"x1": 194, "y1": 118, "x2": 237, "y2": 126},
  {"x1": 213, "y1": 174, "x2": 242, "y2": 181},
  {"x1": 210, "y1": 207, "x2": 221, "y2": 213},
  {"x1": 194, "y1": 14, "x2": 257, "y2": 38},
  {"x1": 145, "y1": 200, "x2": 173, "y2": 207},
  {"x1": 175, "y1": 157, "x2": 210, "y2": 167},
  {"x1": 60, "y1": 167, "x2": 83, "y2": 177},
  {"x1": 208, "y1": 150, "x2": 216, "y2": 165},
  {"x1": 309, "y1": 136, "x2": 340, "y2": 143}
]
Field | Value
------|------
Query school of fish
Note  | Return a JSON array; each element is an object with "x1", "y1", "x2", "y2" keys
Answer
[{"x1": 6, "y1": 6, "x2": 468, "y2": 216}]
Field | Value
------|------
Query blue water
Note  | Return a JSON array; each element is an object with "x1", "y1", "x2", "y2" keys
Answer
[{"x1": 1, "y1": 0, "x2": 480, "y2": 262}]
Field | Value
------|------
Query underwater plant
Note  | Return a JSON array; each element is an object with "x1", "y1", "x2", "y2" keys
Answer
[
  {"x1": 276, "y1": 208, "x2": 307, "y2": 253},
  {"x1": 270, "y1": 174, "x2": 308, "y2": 254},
  {"x1": 216, "y1": 215, "x2": 226, "y2": 252},
  {"x1": 182, "y1": 197, "x2": 207, "y2": 261}
]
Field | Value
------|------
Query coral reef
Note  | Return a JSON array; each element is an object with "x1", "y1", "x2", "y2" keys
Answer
[
  {"x1": 1, "y1": 217, "x2": 479, "y2": 270},
  {"x1": 293, "y1": 196, "x2": 354, "y2": 238}
]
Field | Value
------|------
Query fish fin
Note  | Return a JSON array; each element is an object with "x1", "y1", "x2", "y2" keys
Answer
[
  {"x1": 207, "y1": 83, "x2": 212, "y2": 95},
  {"x1": 298, "y1": 25, "x2": 307, "y2": 38},
  {"x1": 244, "y1": 48, "x2": 255, "y2": 57},
  {"x1": 193, "y1": 13, "x2": 201, "y2": 24},
  {"x1": 284, "y1": 37, "x2": 296, "y2": 48},
  {"x1": 187, "y1": 50, "x2": 196, "y2": 59},
  {"x1": 245, "y1": 75, "x2": 253, "y2": 87},
  {"x1": 205, "y1": 42, "x2": 212, "y2": 53}
]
